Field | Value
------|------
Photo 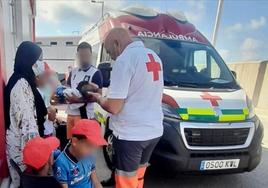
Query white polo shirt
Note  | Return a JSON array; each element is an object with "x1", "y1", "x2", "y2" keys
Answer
[{"x1": 108, "y1": 41, "x2": 164, "y2": 141}]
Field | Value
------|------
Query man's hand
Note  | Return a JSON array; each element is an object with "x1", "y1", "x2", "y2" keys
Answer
[
  {"x1": 47, "y1": 106, "x2": 57, "y2": 121},
  {"x1": 50, "y1": 94, "x2": 60, "y2": 105},
  {"x1": 86, "y1": 91, "x2": 102, "y2": 103},
  {"x1": 60, "y1": 184, "x2": 68, "y2": 188},
  {"x1": 79, "y1": 82, "x2": 99, "y2": 94},
  {"x1": 86, "y1": 91, "x2": 124, "y2": 115},
  {"x1": 79, "y1": 82, "x2": 102, "y2": 98}
]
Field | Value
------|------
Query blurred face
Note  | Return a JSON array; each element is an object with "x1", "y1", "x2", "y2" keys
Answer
[
  {"x1": 72, "y1": 137, "x2": 97, "y2": 158},
  {"x1": 44, "y1": 72, "x2": 60, "y2": 92},
  {"x1": 77, "y1": 48, "x2": 92, "y2": 69},
  {"x1": 35, "y1": 73, "x2": 49, "y2": 87},
  {"x1": 104, "y1": 40, "x2": 121, "y2": 60},
  {"x1": 33, "y1": 58, "x2": 50, "y2": 87}
]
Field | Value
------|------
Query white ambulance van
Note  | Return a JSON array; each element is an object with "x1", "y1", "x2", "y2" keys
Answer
[{"x1": 81, "y1": 7, "x2": 263, "y2": 173}]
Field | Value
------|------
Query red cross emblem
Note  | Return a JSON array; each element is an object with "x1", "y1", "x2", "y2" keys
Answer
[
  {"x1": 201, "y1": 92, "x2": 222, "y2": 107},
  {"x1": 146, "y1": 54, "x2": 161, "y2": 81}
]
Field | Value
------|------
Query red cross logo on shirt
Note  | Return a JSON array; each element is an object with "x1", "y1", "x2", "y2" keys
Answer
[
  {"x1": 201, "y1": 92, "x2": 222, "y2": 107},
  {"x1": 146, "y1": 53, "x2": 161, "y2": 81}
]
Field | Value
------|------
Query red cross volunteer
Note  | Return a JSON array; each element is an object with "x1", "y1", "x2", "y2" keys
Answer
[
  {"x1": 108, "y1": 40, "x2": 163, "y2": 188},
  {"x1": 87, "y1": 28, "x2": 164, "y2": 188}
]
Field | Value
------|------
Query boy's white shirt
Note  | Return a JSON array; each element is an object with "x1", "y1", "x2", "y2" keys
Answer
[
  {"x1": 44, "y1": 119, "x2": 55, "y2": 136},
  {"x1": 37, "y1": 87, "x2": 58, "y2": 136}
]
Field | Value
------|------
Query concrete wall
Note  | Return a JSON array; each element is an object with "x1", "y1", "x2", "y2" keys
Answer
[
  {"x1": 1, "y1": 0, "x2": 35, "y2": 78},
  {"x1": 257, "y1": 63, "x2": 268, "y2": 109},
  {"x1": 228, "y1": 61, "x2": 268, "y2": 109}
]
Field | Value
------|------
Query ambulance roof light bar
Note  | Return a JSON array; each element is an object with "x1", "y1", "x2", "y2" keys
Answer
[
  {"x1": 167, "y1": 11, "x2": 188, "y2": 22},
  {"x1": 122, "y1": 6, "x2": 188, "y2": 22},
  {"x1": 122, "y1": 6, "x2": 158, "y2": 17}
]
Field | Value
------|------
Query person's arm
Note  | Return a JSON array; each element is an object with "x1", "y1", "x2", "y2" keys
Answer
[
  {"x1": 66, "y1": 71, "x2": 72, "y2": 87},
  {"x1": 87, "y1": 59, "x2": 131, "y2": 114},
  {"x1": 61, "y1": 184, "x2": 68, "y2": 188},
  {"x1": 91, "y1": 70, "x2": 103, "y2": 95},
  {"x1": 50, "y1": 91, "x2": 85, "y2": 104},
  {"x1": 91, "y1": 170, "x2": 103, "y2": 188},
  {"x1": 65, "y1": 75, "x2": 101, "y2": 105},
  {"x1": 66, "y1": 69, "x2": 103, "y2": 103},
  {"x1": 87, "y1": 92, "x2": 124, "y2": 115},
  {"x1": 50, "y1": 93, "x2": 60, "y2": 105},
  {"x1": 65, "y1": 94, "x2": 85, "y2": 103},
  {"x1": 64, "y1": 70, "x2": 85, "y2": 103},
  {"x1": 88, "y1": 61, "x2": 133, "y2": 114}
]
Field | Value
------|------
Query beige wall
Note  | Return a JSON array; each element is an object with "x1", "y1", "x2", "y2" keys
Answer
[
  {"x1": 228, "y1": 61, "x2": 268, "y2": 109},
  {"x1": 257, "y1": 63, "x2": 268, "y2": 108}
]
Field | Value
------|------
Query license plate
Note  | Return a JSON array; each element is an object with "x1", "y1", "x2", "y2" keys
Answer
[{"x1": 200, "y1": 159, "x2": 240, "y2": 170}]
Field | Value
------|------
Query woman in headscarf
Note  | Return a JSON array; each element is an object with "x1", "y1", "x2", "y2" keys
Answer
[{"x1": 5, "y1": 41, "x2": 48, "y2": 187}]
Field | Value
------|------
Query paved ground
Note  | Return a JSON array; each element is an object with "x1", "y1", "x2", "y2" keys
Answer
[{"x1": 96, "y1": 115, "x2": 268, "y2": 188}]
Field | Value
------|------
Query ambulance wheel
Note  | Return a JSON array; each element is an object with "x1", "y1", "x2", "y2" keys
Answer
[{"x1": 103, "y1": 126, "x2": 114, "y2": 170}]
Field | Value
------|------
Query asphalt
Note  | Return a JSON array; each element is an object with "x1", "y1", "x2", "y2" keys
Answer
[{"x1": 95, "y1": 115, "x2": 268, "y2": 188}]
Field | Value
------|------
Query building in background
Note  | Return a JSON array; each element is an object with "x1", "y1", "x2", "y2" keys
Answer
[
  {"x1": 0, "y1": 0, "x2": 36, "y2": 181},
  {"x1": 36, "y1": 36, "x2": 81, "y2": 74}
]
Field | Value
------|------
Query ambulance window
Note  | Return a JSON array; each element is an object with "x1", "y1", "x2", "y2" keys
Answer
[
  {"x1": 138, "y1": 37, "x2": 236, "y2": 88},
  {"x1": 210, "y1": 56, "x2": 220, "y2": 78},
  {"x1": 92, "y1": 43, "x2": 100, "y2": 65},
  {"x1": 193, "y1": 50, "x2": 207, "y2": 72},
  {"x1": 193, "y1": 50, "x2": 221, "y2": 79}
]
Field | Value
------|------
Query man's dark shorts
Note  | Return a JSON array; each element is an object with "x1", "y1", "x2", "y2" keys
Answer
[{"x1": 113, "y1": 136, "x2": 161, "y2": 172}]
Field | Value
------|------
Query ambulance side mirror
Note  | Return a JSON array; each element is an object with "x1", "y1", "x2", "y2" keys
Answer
[
  {"x1": 231, "y1": 70, "x2": 237, "y2": 79},
  {"x1": 98, "y1": 62, "x2": 112, "y2": 88}
]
